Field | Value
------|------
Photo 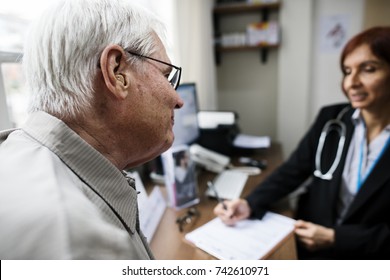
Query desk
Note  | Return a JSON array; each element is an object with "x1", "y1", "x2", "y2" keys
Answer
[{"x1": 149, "y1": 143, "x2": 297, "y2": 260}]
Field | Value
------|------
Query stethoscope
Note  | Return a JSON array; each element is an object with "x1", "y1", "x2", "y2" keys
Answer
[{"x1": 313, "y1": 106, "x2": 350, "y2": 180}]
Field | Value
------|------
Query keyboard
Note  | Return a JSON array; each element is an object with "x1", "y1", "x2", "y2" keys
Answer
[{"x1": 206, "y1": 170, "x2": 249, "y2": 200}]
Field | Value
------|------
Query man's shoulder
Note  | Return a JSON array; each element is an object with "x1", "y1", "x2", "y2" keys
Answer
[
  {"x1": 0, "y1": 128, "x2": 18, "y2": 144},
  {"x1": 0, "y1": 132, "x2": 80, "y2": 259}
]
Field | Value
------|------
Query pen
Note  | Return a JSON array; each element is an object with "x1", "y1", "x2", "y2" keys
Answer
[{"x1": 207, "y1": 181, "x2": 228, "y2": 211}]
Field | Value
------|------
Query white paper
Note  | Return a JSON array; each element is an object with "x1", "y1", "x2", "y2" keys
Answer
[
  {"x1": 233, "y1": 134, "x2": 271, "y2": 149},
  {"x1": 197, "y1": 111, "x2": 235, "y2": 129},
  {"x1": 160, "y1": 148, "x2": 176, "y2": 207},
  {"x1": 205, "y1": 170, "x2": 248, "y2": 200},
  {"x1": 128, "y1": 171, "x2": 148, "y2": 208},
  {"x1": 138, "y1": 186, "x2": 166, "y2": 243},
  {"x1": 185, "y1": 212, "x2": 295, "y2": 260},
  {"x1": 127, "y1": 171, "x2": 166, "y2": 243}
]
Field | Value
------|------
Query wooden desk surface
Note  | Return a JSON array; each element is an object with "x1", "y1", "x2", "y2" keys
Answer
[{"x1": 149, "y1": 143, "x2": 297, "y2": 260}]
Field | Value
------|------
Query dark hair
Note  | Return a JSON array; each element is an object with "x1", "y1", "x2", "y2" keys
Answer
[
  {"x1": 340, "y1": 26, "x2": 390, "y2": 70},
  {"x1": 340, "y1": 26, "x2": 390, "y2": 95}
]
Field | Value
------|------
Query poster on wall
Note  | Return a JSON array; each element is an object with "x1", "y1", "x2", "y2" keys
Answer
[{"x1": 319, "y1": 15, "x2": 350, "y2": 53}]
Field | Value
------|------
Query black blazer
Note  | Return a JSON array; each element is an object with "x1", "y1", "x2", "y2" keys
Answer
[{"x1": 246, "y1": 103, "x2": 390, "y2": 259}]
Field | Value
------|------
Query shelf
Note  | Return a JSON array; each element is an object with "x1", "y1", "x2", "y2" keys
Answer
[
  {"x1": 215, "y1": 44, "x2": 278, "y2": 64},
  {"x1": 213, "y1": 2, "x2": 280, "y2": 14},
  {"x1": 216, "y1": 44, "x2": 279, "y2": 52},
  {"x1": 213, "y1": 1, "x2": 281, "y2": 64}
]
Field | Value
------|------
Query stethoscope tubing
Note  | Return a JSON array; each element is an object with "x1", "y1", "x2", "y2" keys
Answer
[{"x1": 314, "y1": 106, "x2": 350, "y2": 180}]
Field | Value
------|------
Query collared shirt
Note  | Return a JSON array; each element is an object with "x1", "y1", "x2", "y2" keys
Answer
[
  {"x1": 0, "y1": 111, "x2": 154, "y2": 259},
  {"x1": 337, "y1": 109, "x2": 390, "y2": 224}
]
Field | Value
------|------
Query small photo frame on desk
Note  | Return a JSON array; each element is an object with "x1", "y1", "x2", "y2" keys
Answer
[{"x1": 161, "y1": 145, "x2": 200, "y2": 209}]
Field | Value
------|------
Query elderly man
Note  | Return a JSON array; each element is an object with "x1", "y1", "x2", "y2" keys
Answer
[{"x1": 0, "y1": 0, "x2": 183, "y2": 259}]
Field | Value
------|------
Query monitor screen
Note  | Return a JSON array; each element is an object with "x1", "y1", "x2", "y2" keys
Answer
[{"x1": 172, "y1": 83, "x2": 200, "y2": 147}]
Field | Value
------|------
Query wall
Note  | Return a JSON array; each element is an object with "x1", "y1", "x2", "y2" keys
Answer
[
  {"x1": 174, "y1": 0, "x2": 218, "y2": 111},
  {"x1": 216, "y1": 7, "x2": 279, "y2": 140},
  {"x1": 276, "y1": 0, "x2": 313, "y2": 158},
  {"x1": 364, "y1": 0, "x2": 390, "y2": 28}
]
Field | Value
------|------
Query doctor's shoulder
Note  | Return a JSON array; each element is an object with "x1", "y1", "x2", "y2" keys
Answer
[{"x1": 314, "y1": 103, "x2": 353, "y2": 124}]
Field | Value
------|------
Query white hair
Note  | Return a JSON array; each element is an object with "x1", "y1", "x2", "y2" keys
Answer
[{"x1": 24, "y1": 0, "x2": 165, "y2": 119}]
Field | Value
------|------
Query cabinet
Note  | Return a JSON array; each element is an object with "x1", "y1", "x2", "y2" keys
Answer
[{"x1": 213, "y1": 1, "x2": 281, "y2": 64}]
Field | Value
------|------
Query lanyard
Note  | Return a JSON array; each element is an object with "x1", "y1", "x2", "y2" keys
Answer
[{"x1": 357, "y1": 133, "x2": 390, "y2": 192}]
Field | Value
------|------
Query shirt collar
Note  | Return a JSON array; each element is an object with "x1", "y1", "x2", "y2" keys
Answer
[
  {"x1": 350, "y1": 108, "x2": 390, "y2": 132},
  {"x1": 351, "y1": 108, "x2": 362, "y2": 126}
]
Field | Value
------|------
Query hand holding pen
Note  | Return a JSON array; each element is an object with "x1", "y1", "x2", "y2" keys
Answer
[{"x1": 208, "y1": 181, "x2": 251, "y2": 226}]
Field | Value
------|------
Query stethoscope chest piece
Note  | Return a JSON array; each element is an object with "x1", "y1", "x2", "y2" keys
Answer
[{"x1": 314, "y1": 169, "x2": 333, "y2": 180}]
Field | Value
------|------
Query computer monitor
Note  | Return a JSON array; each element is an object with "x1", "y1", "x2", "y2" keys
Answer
[{"x1": 172, "y1": 83, "x2": 200, "y2": 147}]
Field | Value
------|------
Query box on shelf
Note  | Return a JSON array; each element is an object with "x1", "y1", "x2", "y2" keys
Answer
[
  {"x1": 246, "y1": 21, "x2": 280, "y2": 46},
  {"x1": 220, "y1": 32, "x2": 247, "y2": 47}
]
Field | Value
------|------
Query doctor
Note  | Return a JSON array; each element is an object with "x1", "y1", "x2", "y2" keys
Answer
[{"x1": 214, "y1": 26, "x2": 390, "y2": 259}]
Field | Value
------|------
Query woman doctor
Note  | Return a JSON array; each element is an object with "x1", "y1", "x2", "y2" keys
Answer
[{"x1": 214, "y1": 26, "x2": 390, "y2": 259}]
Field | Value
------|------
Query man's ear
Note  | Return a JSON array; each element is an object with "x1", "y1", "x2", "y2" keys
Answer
[{"x1": 99, "y1": 45, "x2": 130, "y2": 99}]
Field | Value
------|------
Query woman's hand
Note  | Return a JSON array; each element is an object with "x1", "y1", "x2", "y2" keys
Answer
[
  {"x1": 213, "y1": 198, "x2": 251, "y2": 226},
  {"x1": 294, "y1": 220, "x2": 335, "y2": 251}
]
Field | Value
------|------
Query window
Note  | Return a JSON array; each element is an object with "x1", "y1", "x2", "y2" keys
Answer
[
  {"x1": 0, "y1": 12, "x2": 29, "y2": 129},
  {"x1": 0, "y1": 58, "x2": 27, "y2": 128}
]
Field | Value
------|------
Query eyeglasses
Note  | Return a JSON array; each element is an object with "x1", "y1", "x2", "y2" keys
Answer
[
  {"x1": 176, "y1": 207, "x2": 200, "y2": 232},
  {"x1": 127, "y1": 51, "x2": 182, "y2": 90}
]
